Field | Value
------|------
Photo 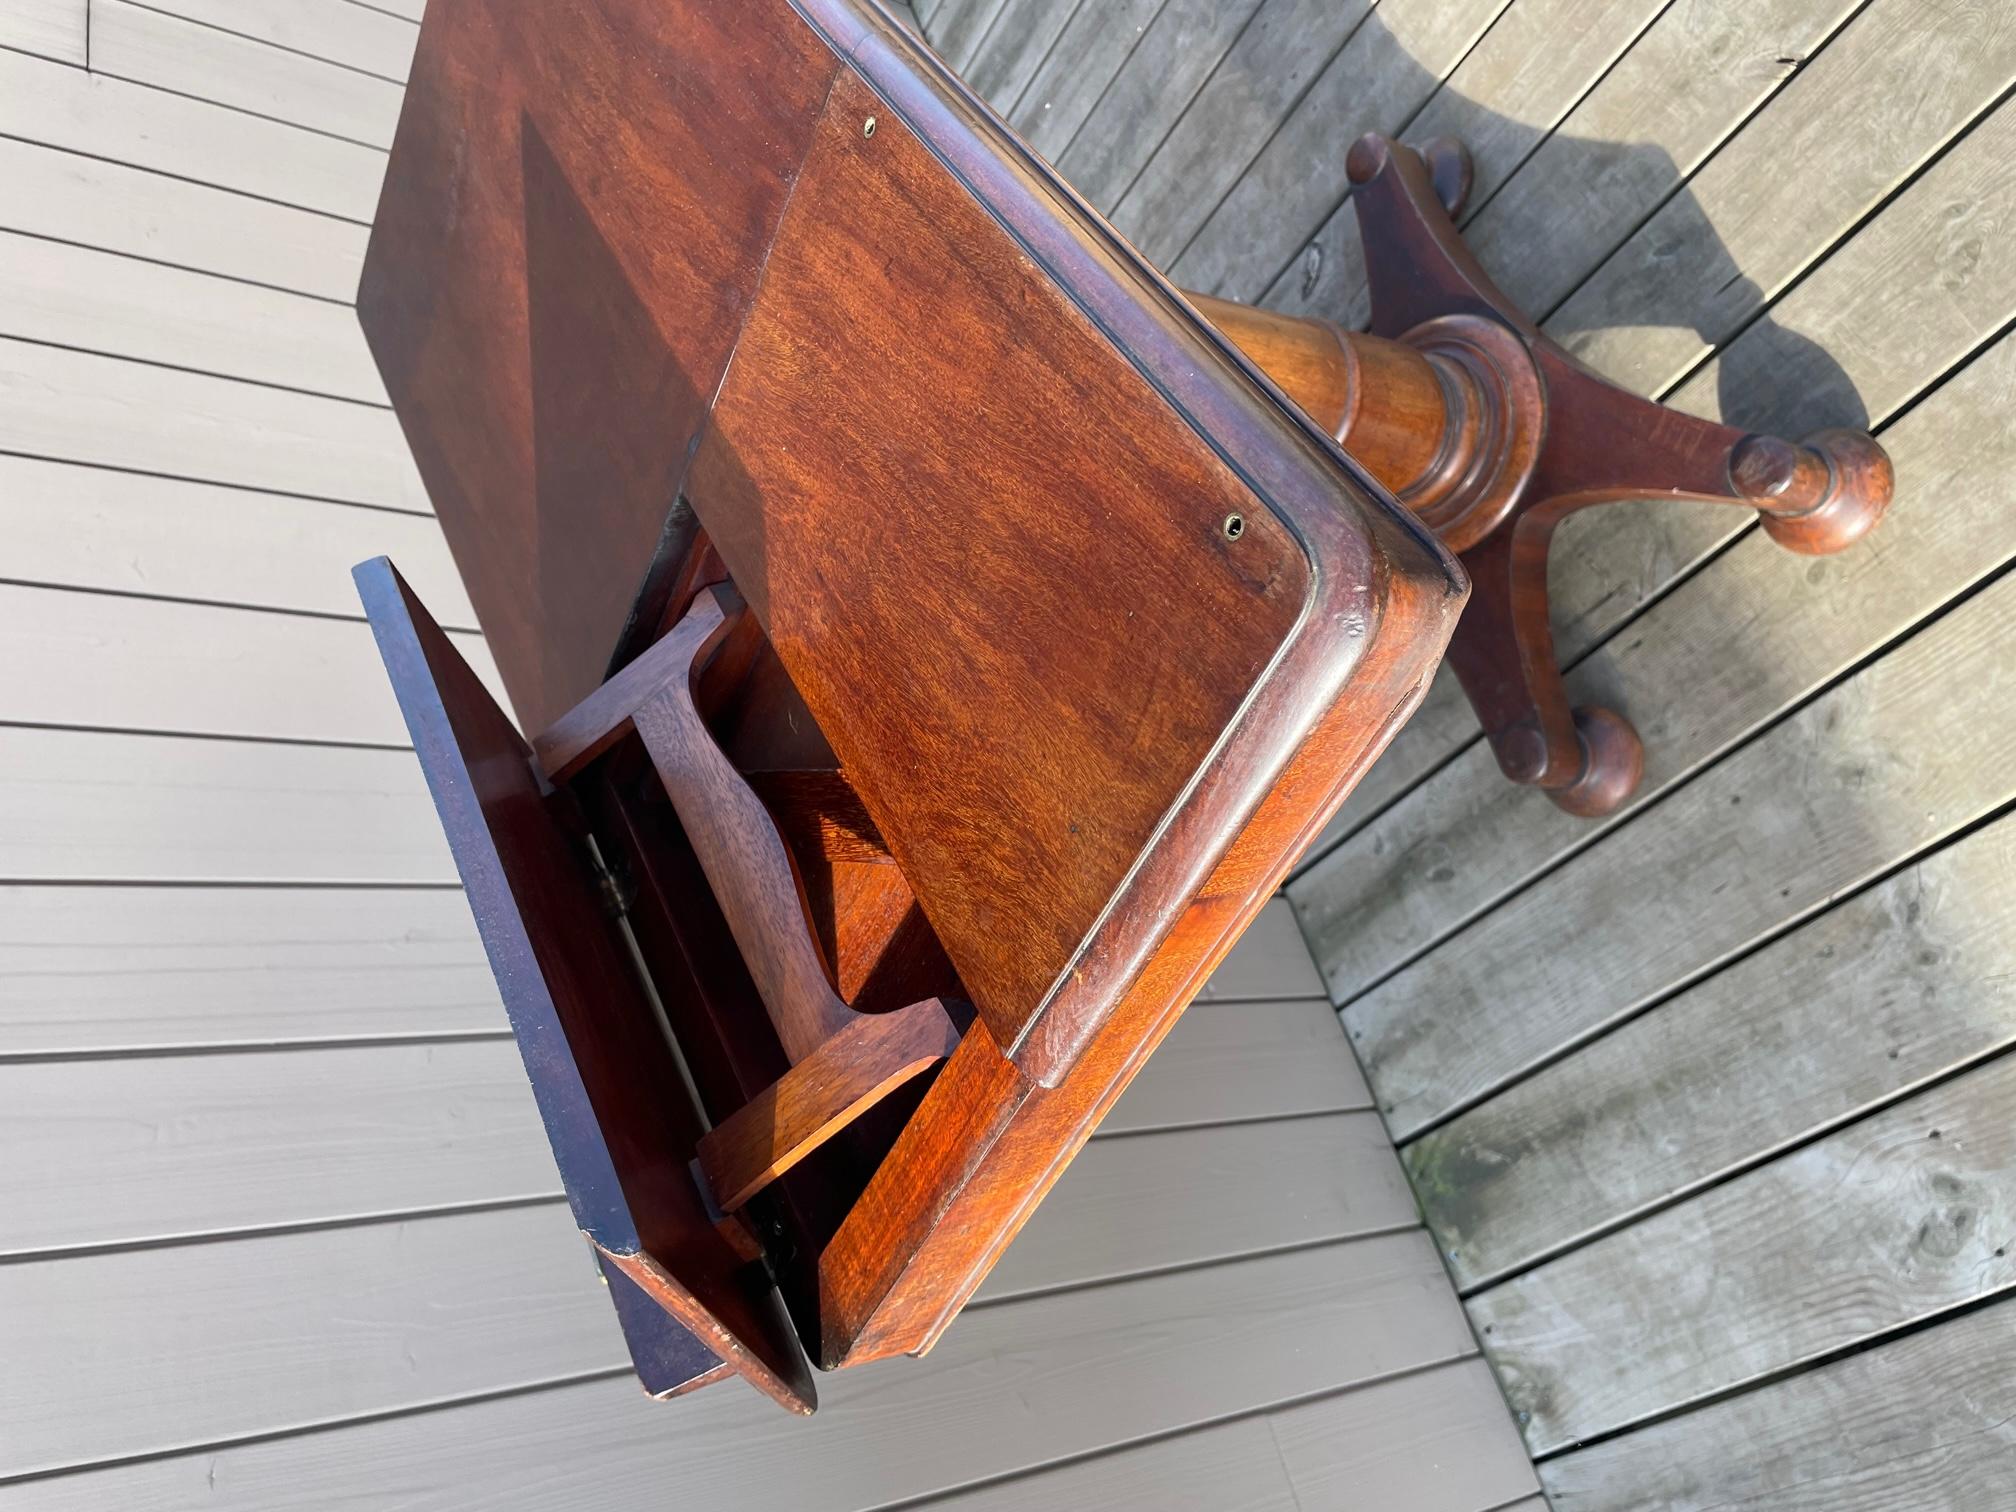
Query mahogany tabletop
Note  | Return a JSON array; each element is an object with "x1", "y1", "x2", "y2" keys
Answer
[{"x1": 360, "y1": 0, "x2": 1460, "y2": 1088}]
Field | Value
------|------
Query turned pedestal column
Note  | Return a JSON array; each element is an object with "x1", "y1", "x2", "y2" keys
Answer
[{"x1": 1191, "y1": 134, "x2": 1894, "y2": 817}]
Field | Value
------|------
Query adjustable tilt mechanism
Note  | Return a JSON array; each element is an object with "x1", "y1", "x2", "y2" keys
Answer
[{"x1": 1194, "y1": 134, "x2": 1894, "y2": 816}]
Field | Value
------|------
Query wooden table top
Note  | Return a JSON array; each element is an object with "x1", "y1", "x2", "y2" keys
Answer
[{"x1": 360, "y1": 0, "x2": 1460, "y2": 1085}]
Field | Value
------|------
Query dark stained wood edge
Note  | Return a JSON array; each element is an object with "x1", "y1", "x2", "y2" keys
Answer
[
  {"x1": 824, "y1": 549, "x2": 1450, "y2": 1364},
  {"x1": 789, "y1": 0, "x2": 1467, "y2": 1084},
  {"x1": 353, "y1": 556, "x2": 818, "y2": 1413}
]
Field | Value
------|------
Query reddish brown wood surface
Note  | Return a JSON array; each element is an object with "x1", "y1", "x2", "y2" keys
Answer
[
  {"x1": 353, "y1": 558, "x2": 816, "y2": 1413},
  {"x1": 698, "y1": 996, "x2": 963, "y2": 1212},
  {"x1": 361, "y1": 0, "x2": 1467, "y2": 1399}
]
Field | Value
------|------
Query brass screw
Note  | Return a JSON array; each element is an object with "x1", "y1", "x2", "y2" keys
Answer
[
  {"x1": 863, "y1": 116, "x2": 877, "y2": 139},
  {"x1": 1222, "y1": 512, "x2": 1245, "y2": 541}
]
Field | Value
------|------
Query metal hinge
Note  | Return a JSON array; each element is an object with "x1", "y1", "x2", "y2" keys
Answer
[{"x1": 586, "y1": 843, "x2": 636, "y2": 920}]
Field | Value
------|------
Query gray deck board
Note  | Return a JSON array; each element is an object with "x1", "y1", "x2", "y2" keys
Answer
[
  {"x1": 1262, "y1": 0, "x2": 2016, "y2": 1494},
  {"x1": 16, "y1": 0, "x2": 2005, "y2": 1499},
  {"x1": 1294, "y1": 137, "x2": 2016, "y2": 999}
]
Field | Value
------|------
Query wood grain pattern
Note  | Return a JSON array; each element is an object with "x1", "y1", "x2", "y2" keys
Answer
[
  {"x1": 1545, "y1": 0, "x2": 2016, "y2": 398},
  {"x1": 1109, "y1": 0, "x2": 1373, "y2": 267},
  {"x1": 1168, "y1": 0, "x2": 1514, "y2": 300},
  {"x1": 1050, "y1": 0, "x2": 1264, "y2": 212},
  {"x1": 1542, "y1": 1292, "x2": 2016, "y2": 1510},
  {"x1": 1263, "y1": 0, "x2": 1670, "y2": 323},
  {"x1": 0, "y1": 885, "x2": 500, "y2": 1053},
  {"x1": 1303, "y1": 0, "x2": 2016, "y2": 867},
  {"x1": 1345, "y1": 560, "x2": 2016, "y2": 1139},
  {"x1": 961, "y1": 0, "x2": 1081, "y2": 110},
  {"x1": 697, "y1": 998, "x2": 961, "y2": 1210},
  {"x1": 684, "y1": 61, "x2": 1313, "y2": 1068},
  {"x1": 1475, "y1": 1051, "x2": 2016, "y2": 1452},
  {"x1": 1411, "y1": 813, "x2": 2016, "y2": 1290},
  {"x1": 0, "y1": 47, "x2": 385, "y2": 220},
  {"x1": 0, "y1": 1232, "x2": 1473, "y2": 1499},
  {"x1": 1296, "y1": 156, "x2": 2016, "y2": 997},
  {"x1": 1006, "y1": 0, "x2": 1167, "y2": 161}
]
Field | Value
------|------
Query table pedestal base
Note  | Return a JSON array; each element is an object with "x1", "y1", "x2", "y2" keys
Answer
[{"x1": 1192, "y1": 133, "x2": 1893, "y2": 816}]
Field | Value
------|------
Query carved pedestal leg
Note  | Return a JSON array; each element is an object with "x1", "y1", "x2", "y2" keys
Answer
[{"x1": 1191, "y1": 133, "x2": 1894, "y2": 816}]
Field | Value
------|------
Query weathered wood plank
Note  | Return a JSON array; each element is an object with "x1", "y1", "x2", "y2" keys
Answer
[
  {"x1": 1474, "y1": 1051, "x2": 2016, "y2": 1452},
  {"x1": 0, "y1": 583, "x2": 497, "y2": 746},
  {"x1": 0, "y1": 1042, "x2": 556, "y2": 1257},
  {"x1": 1, "y1": 456, "x2": 468, "y2": 621},
  {"x1": 941, "y1": 1359, "x2": 1537, "y2": 1511},
  {"x1": 1546, "y1": 0, "x2": 2016, "y2": 396},
  {"x1": 1542, "y1": 1291, "x2": 2016, "y2": 1510},
  {"x1": 0, "y1": 0, "x2": 86, "y2": 65},
  {"x1": 91, "y1": 0, "x2": 405, "y2": 150},
  {"x1": 0, "y1": 228, "x2": 386, "y2": 403},
  {"x1": 1282, "y1": 0, "x2": 1968, "y2": 869},
  {"x1": 1051, "y1": 0, "x2": 1264, "y2": 215},
  {"x1": 0, "y1": 885, "x2": 501, "y2": 1054},
  {"x1": 0, "y1": 47, "x2": 384, "y2": 221},
  {"x1": 0, "y1": 727, "x2": 455, "y2": 885},
  {"x1": 1261, "y1": 0, "x2": 1671, "y2": 322},
  {"x1": 981, "y1": 1113, "x2": 1416, "y2": 1300},
  {"x1": 1007, "y1": 0, "x2": 1164, "y2": 161},
  {"x1": 1108, "y1": 0, "x2": 1373, "y2": 267},
  {"x1": 931, "y1": 0, "x2": 1014, "y2": 72},
  {"x1": 0, "y1": 1226, "x2": 1470, "y2": 1491},
  {"x1": 1344, "y1": 557, "x2": 2016, "y2": 1140},
  {"x1": 960, "y1": 0, "x2": 1081, "y2": 112},
  {"x1": 1195, "y1": 896, "x2": 1325, "y2": 1000},
  {"x1": 1103, "y1": 996, "x2": 1370, "y2": 1133},
  {"x1": 1293, "y1": 91, "x2": 2016, "y2": 994},
  {"x1": 1411, "y1": 813, "x2": 2016, "y2": 1290},
  {"x1": 134, "y1": 0, "x2": 420, "y2": 81},
  {"x1": 1169, "y1": 0, "x2": 1512, "y2": 300},
  {"x1": 0, "y1": 137, "x2": 367, "y2": 302},
  {"x1": 0, "y1": 337, "x2": 427, "y2": 510}
]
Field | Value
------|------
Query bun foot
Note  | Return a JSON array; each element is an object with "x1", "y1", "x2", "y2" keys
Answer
[
  {"x1": 1742, "y1": 428, "x2": 1896, "y2": 556},
  {"x1": 1547, "y1": 706, "x2": 1645, "y2": 818}
]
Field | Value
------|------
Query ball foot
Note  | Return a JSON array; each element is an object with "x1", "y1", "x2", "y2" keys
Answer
[
  {"x1": 1547, "y1": 707, "x2": 1645, "y2": 818},
  {"x1": 1754, "y1": 428, "x2": 1895, "y2": 556}
]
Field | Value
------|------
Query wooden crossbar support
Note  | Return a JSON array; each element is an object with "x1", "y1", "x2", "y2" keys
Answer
[{"x1": 698, "y1": 997, "x2": 966, "y2": 1212}]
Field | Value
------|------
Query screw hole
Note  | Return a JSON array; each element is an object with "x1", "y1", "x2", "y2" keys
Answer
[
  {"x1": 863, "y1": 116, "x2": 877, "y2": 138},
  {"x1": 1222, "y1": 512, "x2": 1245, "y2": 541}
]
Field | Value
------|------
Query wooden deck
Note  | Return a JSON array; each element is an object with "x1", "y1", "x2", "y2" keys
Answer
[
  {"x1": 0, "y1": 2, "x2": 1546, "y2": 1506},
  {"x1": 901, "y1": 0, "x2": 2016, "y2": 1504}
]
